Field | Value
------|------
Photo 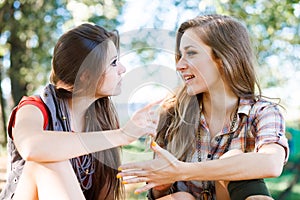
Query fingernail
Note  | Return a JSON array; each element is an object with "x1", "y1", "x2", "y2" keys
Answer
[
  {"x1": 116, "y1": 174, "x2": 122, "y2": 179},
  {"x1": 134, "y1": 191, "x2": 140, "y2": 195},
  {"x1": 118, "y1": 167, "x2": 122, "y2": 171},
  {"x1": 122, "y1": 181, "x2": 128, "y2": 184},
  {"x1": 151, "y1": 141, "x2": 157, "y2": 147}
]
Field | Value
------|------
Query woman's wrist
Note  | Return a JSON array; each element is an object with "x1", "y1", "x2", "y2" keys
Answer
[
  {"x1": 175, "y1": 161, "x2": 201, "y2": 183},
  {"x1": 118, "y1": 128, "x2": 136, "y2": 145}
]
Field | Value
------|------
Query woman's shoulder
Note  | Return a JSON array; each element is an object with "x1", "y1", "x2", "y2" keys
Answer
[
  {"x1": 241, "y1": 96, "x2": 280, "y2": 107},
  {"x1": 249, "y1": 97, "x2": 284, "y2": 118},
  {"x1": 17, "y1": 95, "x2": 49, "y2": 128},
  {"x1": 240, "y1": 97, "x2": 283, "y2": 116},
  {"x1": 255, "y1": 97, "x2": 282, "y2": 108}
]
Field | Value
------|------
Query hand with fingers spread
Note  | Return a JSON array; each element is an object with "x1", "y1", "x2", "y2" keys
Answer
[
  {"x1": 120, "y1": 100, "x2": 162, "y2": 143},
  {"x1": 117, "y1": 141, "x2": 183, "y2": 194}
]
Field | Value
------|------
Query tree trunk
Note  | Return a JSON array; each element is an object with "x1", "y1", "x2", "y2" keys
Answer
[
  {"x1": 0, "y1": 57, "x2": 7, "y2": 145},
  {"x1": 9, "y1": 20, "x2": 28, "y2": 106}
]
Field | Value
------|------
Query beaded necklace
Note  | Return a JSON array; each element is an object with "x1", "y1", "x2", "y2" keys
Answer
[
  {"x1": 62, "y1": 99, "x2": 95, "y2": 192},
  {"x1": 196, "y1": 108, "x2": 238, "y2": 200}
]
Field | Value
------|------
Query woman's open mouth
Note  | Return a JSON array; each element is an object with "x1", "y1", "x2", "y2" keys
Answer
[{"x1": 183, "y1": 74, "x2": 195, "y2": 83}]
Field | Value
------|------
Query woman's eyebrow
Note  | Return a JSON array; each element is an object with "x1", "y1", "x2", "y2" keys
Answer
[
  {"x1": 184, "y1": 45, "x2": 196, "y2": 50},
  {"x1": 110, "y1": 55, "x2": 118, "y2": 62},
  {"x1": 180, "y1": 45, "x2": 197, "y2": 51}
]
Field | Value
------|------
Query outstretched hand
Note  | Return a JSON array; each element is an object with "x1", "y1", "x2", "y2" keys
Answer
[
  {"x1": 117, "y1": 141, "x2": 183, "y2": 194},
  {"x1": 121, "y1": 99, "x2": 162, "y2": 142}
]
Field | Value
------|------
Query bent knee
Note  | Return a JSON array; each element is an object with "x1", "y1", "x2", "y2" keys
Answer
[
  {"x1": 171, "y1": 192, "x2": 195, "y2": 200},
  {"x1": 158, "y1": 192, "x2": 195, "y2": 200},
  {"x1": 246, "y1": 195, "x2": 274, "y2": 200}
]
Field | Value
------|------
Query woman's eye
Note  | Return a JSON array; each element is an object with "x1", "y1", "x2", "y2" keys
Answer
[
  {"x1": 186, "y1": 51, "x2": 197, "y2": 56},
  {"x1": 111, "y1": 59, "x2": 118, "y2": 67}
]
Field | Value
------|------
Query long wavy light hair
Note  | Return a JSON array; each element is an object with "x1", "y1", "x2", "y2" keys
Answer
[
  {"x1": 51, "y1": 23, "x2": 124, "y2": 200},
  {"x1": 156, "y1": 14, "x2": 261, "y2": 161}
]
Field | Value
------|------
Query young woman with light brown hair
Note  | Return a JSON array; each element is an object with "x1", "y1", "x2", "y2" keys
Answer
[
  {"x1": 0, "y1": 23, "x2": 159, "y2": 200},
  {"x1": 118, "y1": 14, "x2": 289, "y2": 200}
]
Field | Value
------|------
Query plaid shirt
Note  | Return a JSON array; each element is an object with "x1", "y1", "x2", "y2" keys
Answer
[{"x1": 176, "y1": 98, "x2": 289, "y2": 199}]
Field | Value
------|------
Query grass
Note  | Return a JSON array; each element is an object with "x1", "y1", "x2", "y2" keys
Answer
[
  {"x1": 266, "y1": 171, "x2": 300, "y2": 199},
  {"x1": 122, "y1": 139, "x2": 153, "y2": 200},
  {"x1": 265, "y1": 152, "x2": 300, "y2": 200}
]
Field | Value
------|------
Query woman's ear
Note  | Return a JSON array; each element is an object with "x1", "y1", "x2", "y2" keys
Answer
[
  {"x1": 214, "y1": 55, "x2": 223, "y2": 69},
  {"x1": 211, "y1": 50, "x2": 223, "y2": 69},
  {"x1": 216, "y1": 58, "x2": 223, "y2": 69}
]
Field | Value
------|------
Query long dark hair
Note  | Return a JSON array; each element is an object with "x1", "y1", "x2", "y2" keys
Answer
[{"x1": 51, "y1": 23, "x2": 123, "y2": 199}]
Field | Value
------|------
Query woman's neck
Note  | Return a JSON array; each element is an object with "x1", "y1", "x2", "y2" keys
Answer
[
  {"x1": 67, "y1": 96, "x2": 95, "y2": 132},
  {"x1": 202, "y1": 92, "x2": 238, "y2": 116},
  {"x1": 202, "y1": 91, "x2": 239, "y2": 136}
]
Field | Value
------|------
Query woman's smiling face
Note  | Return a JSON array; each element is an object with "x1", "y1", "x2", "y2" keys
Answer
[{"x1": 176, "y1": 29, "x2": 223, "y2": 96}]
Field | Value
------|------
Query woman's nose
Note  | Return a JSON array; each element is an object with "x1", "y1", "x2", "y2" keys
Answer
[
  {"x1": 117, "y1": 61, "x2": 126, "y2": 74},
  {"x1": 176, "y1": 58, "x2": 188, "y2": 71}
]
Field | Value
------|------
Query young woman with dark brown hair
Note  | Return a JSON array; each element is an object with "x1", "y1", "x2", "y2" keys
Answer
[
  {"x1": 118, "y1": 14, "x2": 289, "y2": 200},
  {"x1": 0, "y1": 23, "x2": 159, "y2": 200}
]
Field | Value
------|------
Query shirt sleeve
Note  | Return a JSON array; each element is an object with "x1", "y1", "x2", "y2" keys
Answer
[{"x1": 253, "y1": 103, "x2": 289, "y2": 163}]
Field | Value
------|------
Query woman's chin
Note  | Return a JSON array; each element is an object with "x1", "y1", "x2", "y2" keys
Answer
[
  {"x1": 186, "y1": 87, "x2": 198, "y2": 96},
  {"x1": 110, "y1": 89, "x2": 122, "y2": 96}
]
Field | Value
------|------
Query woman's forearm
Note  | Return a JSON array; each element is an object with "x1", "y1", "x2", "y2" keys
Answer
[
  {"x1": 14, "y1": 128, "x2": 133, "y2": 162},
  {"x1": 181, "y1": 144, "x2": 285, "y2": 182},
  {"x1": 13, "y1": 102, "x2": 156, "y2": 162}
]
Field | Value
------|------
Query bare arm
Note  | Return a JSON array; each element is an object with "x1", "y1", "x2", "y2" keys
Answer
[
  {"x1": 183, "y1": 143, "x2": 285, "y2": 182},
  {"x1": 13, "y1": 103, "x2": 158, "y2": 162}
]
